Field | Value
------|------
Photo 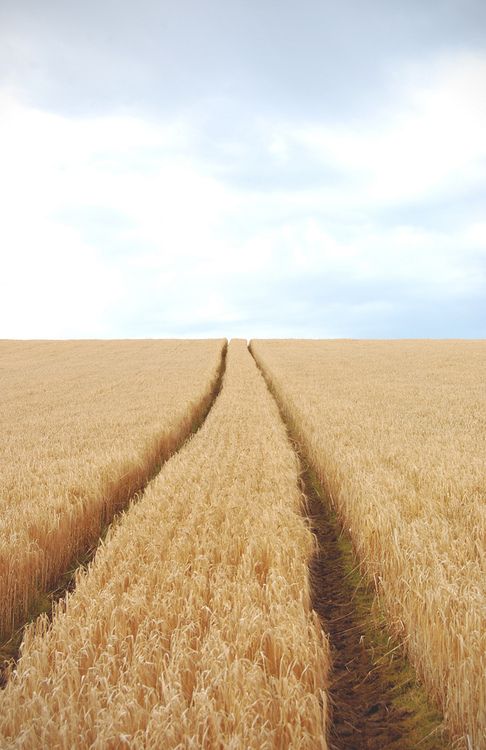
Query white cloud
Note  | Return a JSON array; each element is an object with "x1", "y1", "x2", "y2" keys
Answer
[
  {"x1": 0, "y1": 218, "x2": 121, "y2": 337},
  {"x1": 0, "y1": 52, "x2": 485, "y2": 337},
  {"x1": 0, "y1": 93, "x2": 236, "y2": 335},
  {"x1": 465, "y1": 222, "x2": 486, "y2": 247},
  {"x1": 271, "y1": 53, "x2": 486, "y2": 206}
]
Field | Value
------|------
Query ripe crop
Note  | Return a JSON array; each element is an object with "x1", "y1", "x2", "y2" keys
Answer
[
  {"x1": 251, "y1": 339, "x2": 486, "y2": 749},
  {"x1": 0, "y1": 341, "x2": 329, "y2": 749},
  {"x1": 0, "y1": 339, "x2": 224, "y2": 642}
]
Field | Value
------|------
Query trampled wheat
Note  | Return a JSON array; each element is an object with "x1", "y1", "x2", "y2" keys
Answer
[
  {"x1": 0, "y1": 339, "x2": 224, "y2": 641},
  {"x1": 251, "y1": 339, "x2": 486, "y2": 749},
  {"x1": 0, "y1": 340, "x2": 329, "y2": 749}
]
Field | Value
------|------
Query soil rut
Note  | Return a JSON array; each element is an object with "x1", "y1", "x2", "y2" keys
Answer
[
  {"x1": 304, "y1": 470, "x2": 449, "y2": 750},
  {"x1": 249, "y1": 346, "x2": 451, "y2": 750},
  {"x1": 0, "y1": 344, "x2": 227, "y2": 688}
]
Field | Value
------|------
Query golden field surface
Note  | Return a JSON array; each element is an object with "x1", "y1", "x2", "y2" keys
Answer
[
  {"x1": 251, "y1": 339, "x2": 486, "y2": 749},
  {"x1": 0, "y1": 340, "x2": 224, "y2": 642},
  {"x1": 0, "y1": 340, "x2": 329, "y2": 749}
]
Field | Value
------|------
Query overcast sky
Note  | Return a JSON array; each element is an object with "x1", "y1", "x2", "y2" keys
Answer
[{"x1": 1, "y1": 0, "x2": 485, "y2": 338}]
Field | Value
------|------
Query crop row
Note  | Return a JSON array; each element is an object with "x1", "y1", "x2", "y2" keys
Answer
[
  {"x1": 0, "y1": 339, "x2": 224, "y2": 641},
  {"x1": 0, "y1": 341, "x2": 329, "y2": 748},
  {"x1": 251, "y1": 338, "x2": 486, "y2": 749}
]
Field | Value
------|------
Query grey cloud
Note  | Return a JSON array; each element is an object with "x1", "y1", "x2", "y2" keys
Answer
[
  {"x1": 103, "y1": 253, "x2": 486, "y2": 338},
  {"x1": 2, "y1": 0, "x2": 486, "y2": 120},
  {"x1": 198, "y1": 134, "x2": 346, "y2": 194},
  {"x1": 223, "y1": 260, "x2": 486, "y2": 338},
  {"x1": 2, "y1": 0, "x2": 486, "y2": 339}
]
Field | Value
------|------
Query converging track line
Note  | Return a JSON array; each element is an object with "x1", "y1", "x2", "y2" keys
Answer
[
  {"x1": 0, "y1": 344, "x2": 227, "y2": 689},
  {"x1": 249, "y1": 344, "x2": 451, "y2": 750}
]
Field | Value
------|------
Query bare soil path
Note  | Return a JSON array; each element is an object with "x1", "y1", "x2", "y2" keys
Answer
[
  {"x1": 304, "y1": 468, "x2": 450, "y2": 750},
  {"x1": 2, "y1": 343, "x2": 455, "y2": 750},
  {"x1": 250, "y1": 346, "x2": 452, "y2": 750}
]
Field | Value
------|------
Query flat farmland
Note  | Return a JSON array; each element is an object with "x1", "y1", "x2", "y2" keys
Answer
[
  {"x1": 251, "y1": 339, "x2": 486, "y2": 749},
  {"x1": 0, "y1": 338, "x2": 484, "y2": 749},
  {"x1": 0, "y1": 341, "x2": 328, "y2": 749},
  {"x1": 0, "y1": 340, "x2": 225, "y2": 642}
]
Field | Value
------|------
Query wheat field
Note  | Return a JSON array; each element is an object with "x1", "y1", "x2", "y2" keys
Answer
[
  {"x1": 0, "y1": 340, "x2": 329, "y2": 749},
  {"x1": 251, "y1": 339, "x2": 486, "y2": 749},
  {"x1": 0, "y1": 339, "x2": 224, "y2": 642}
]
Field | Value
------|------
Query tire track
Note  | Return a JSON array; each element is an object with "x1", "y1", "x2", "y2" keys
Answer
[
  {"x1": 0, "y1": 343, "x2": 227, "y2": 688},
  {"x1": 249, "y1": 345, "x2": 451, "y2": 750}
]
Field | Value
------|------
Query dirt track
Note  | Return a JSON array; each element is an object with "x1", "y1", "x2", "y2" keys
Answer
[
  {"x1": 0, "y1": 346, "x2": 227, "y2": 690},
  {"x1": 249, "y1": 344, "x2": 452, "y2": 749},
  {"x1": 2, "y1": 345, "x2": 454, "y2": 749},
  {"x1": 303, "y1": 468, "x2": 451, "y2": 750}
]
